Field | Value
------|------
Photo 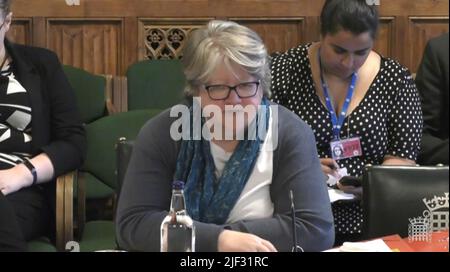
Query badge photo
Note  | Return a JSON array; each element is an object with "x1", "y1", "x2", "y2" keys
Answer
[{"x1": 330, "y1": 137, "x2": 363, "y2": 160}]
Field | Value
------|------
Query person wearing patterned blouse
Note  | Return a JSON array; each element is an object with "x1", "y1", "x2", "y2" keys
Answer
[
  {"x1": 0, "y1": 0, "x2": 86, "y2": 251},
  {"x1": 270, "y1": 0, "x2": 422, "y2": 244}
]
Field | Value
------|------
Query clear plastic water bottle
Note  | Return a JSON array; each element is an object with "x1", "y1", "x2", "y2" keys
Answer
[{"x1": 160, "y1": 180, "x2": 195, "y2": 252}]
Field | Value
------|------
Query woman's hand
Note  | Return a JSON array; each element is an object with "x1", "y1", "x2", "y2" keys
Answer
[
  {"x1": 0, "y1": 154, "x2": 55, "y2": 195},
  {"x1": 336, "y1": 181, "x2": 362, "y2": 199},
  {"x1": 218, "y1": 230, "x2": 277, "y2": 252},
  {"x1": 383, "y1": 156, "x2": 415, "y2": 166},
  {"x1": 0, "y1": 164, "x2": 33, "y2": 195},
  {"x1": 334, "y1": 156, "x2": 415, "y2": 199},
  {"x1": 320, "y1": 158, "x2": 339, "y2": 178}
]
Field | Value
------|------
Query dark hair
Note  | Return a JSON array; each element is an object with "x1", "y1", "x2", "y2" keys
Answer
[
  {"x1": 320, "y1": 0, "x2": 379, "y2": 39},
  {"x1": 0, "y1": 0, "x2": 11, "y2": 18}
]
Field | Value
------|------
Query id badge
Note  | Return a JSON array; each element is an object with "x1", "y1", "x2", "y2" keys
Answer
[{"x1": 330, "y1": 137, "x2": 362, "y2": 160}]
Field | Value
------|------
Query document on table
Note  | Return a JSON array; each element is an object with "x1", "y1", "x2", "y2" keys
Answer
[
  {"x1": 323, "y1": 239, "x2": 392, "y2": 252},
  {"x1": 328, "y1": 188, "x2": 356, "y2": 203}
]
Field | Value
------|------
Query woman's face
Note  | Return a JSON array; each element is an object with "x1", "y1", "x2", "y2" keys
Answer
[
  {"x1": 333, "y1": 146, "x2": 343, "y2": 157},
  {"x1": 320, "y1": 30, "x2": 373, "y2": 79},
  {"x1": 196, "y1": 60, "x2": 263, "y2": 140}
]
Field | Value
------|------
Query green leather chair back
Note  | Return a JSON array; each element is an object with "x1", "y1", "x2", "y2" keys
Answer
[
  {"x1": 63, "y1": 65, "x2": 107, "y2": 123},
  {"x1": 28, "y1": 65, "x2": 107, "y2": 252},
  {"x1": 28, "y1": 67, "x2": 111, "y2": 251},
  {"x1": 82, "y1": 109, "x2": 162, "y2": 191},
  {"x1": 63, "y1": 65, "x2": 111, "y2": 200},
  {"x1": 28, "y1": 237, "x2": 57, "y2": 252},
  {"x1": 126, "y1": 59, "x2": 186, "y2": 110},
  {"x1": 76, "y1": 110, "x2": 161, "y2": 251}
]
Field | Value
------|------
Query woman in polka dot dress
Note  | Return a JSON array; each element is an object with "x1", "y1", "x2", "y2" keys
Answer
[{"x1": 270, "y1": 0, "x2": 423, "y2": 244}]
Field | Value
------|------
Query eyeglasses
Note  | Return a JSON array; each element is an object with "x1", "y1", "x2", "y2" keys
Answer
[{"x1": 204, "y1": 81, "x2": 260, "y2": 100}]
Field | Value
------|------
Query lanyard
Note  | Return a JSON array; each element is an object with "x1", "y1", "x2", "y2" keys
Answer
[{"x1": 318, "y1": 50, "x2": 357, "y2": 140}]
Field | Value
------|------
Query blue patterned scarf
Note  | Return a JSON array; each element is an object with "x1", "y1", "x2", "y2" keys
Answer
[{"x1": 174, "y1": 97, "x2": 270, "y2": 224}]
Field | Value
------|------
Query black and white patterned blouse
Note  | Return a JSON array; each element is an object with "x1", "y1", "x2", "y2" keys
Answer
[
  {"x1": 270, "y1": 44, "x2": 423, "y2": 235},
  {"x1": 0, "y1": 61, "x2": 33, "y2": 170}
]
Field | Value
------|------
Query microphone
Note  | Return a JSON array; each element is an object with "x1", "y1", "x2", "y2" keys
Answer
[{"x1": 290, "y1": 190, "x2": 304, "y2": 252}]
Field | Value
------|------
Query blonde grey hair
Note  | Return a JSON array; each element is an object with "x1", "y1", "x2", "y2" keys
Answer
[{"x1": 182, "y1": 20, "x2": 271, "y2": 98}]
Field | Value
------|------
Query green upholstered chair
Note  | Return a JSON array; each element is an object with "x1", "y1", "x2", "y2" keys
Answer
[
  {"x1": 63, "y1": 65, "x2": 110, "y2": 124},
  {"x1": 27, "y1": 238, "x2": 58, "y2": 252},
  {"x1": 73, "y1": 109, "x2": 161, "y2": 251},
  {"x1": 28, "y1": 66, "x2": 113, "y2": 251},
  {"x1": 24, "y1": 158, "x2": 77, "y2": 252},
  {"x1": 62, "y1": 65, "x2": 118, "y2": 203},
  {"x1": 126, "y1": 59, "x2": 186, "y2": 110}
]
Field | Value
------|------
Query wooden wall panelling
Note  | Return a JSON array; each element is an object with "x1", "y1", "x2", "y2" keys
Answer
[
  {"x1": 8, "y1": 18, "x2": 32, "y2": 46},
  {"x1": 123, "y1": 17, "x2": 138, "y2": 76},
  {"x1": 391, "y1": 15, "x2": 410, "y2": 69},
  {"x1": 32, "y1": 17, "x2": 46, "y2": 48},
  {"x1": 232, "y1": 18, "x2": 305, "y2": 55},
  {"x1": 111, "y1": 76, "x2": 128, "y2": 113},
  {"x1": 303, "y1": 16, "x2": 321, "y2": 44},
  {"x1": 9, "y1": 0, "x2": 449, "y2": 74},
  {"x1": 137, "y1": 18, "x2": 211, "y2": 60},
  {"x1": 11, "y1": 0, "x2": 322, "y2": 18},
  {"x1": 46, "y1": 18, "x2": 123, "y2": 75},
  {"x1": 373, "y1": 17, "x2": 396, "y2": 59},
  {"x1": 377, "y1": 0, "x2": 449, "y2": 16},
  {"x1": 212, "y1": 0, "x2": 325, "y2": 19},
  {"x1": 408, "y1": 17, "x2": 449, "y2": 72}
]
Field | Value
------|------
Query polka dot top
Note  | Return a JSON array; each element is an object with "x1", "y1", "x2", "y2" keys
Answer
[{"x1": 270, "y1": 44, "x2": 423, "y2": 177}]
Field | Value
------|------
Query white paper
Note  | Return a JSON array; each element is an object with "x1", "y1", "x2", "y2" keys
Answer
[
  {"x1": 323, "y1": 239, "x2": 392, "y2": 252},
  {"x1": 339, "y1": 239, "x2": 392, "y2": 252},
  {"x1": 326, "y1": 167, "x2": 348, "y2": 186},
  {"x1": 326, "y1": 167, "x2": 355, "y2": 202},
  {"x1": 328, "y1": 188, "x2": 356, "y2": 203}
]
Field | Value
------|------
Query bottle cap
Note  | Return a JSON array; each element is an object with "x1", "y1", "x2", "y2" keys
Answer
[{"x1": 173, "y1": 180, "x2": 185, "y2": 190}]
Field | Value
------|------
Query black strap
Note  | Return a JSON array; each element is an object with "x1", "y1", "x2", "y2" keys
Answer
[{"x1": 22, "y1": 159, "x2": 37, "y2": 186}]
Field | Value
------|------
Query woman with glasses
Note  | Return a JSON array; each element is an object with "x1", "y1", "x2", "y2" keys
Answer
[
  {"x1": 271, "y1": 0, "x2": 422, "y2": 244},
  {"x1": 0, "y1": 0, "x2": 86, "y2": 251},
  {"x1": 116, "y1": 20, "x2": 334, "y2": 252}
]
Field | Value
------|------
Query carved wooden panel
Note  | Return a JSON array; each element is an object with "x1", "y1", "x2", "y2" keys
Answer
[
  {"x1": 47, "y1": 19, "x2": 123, "y2": 75},
  {"x1": 8, "y1": 0, "x2": 449, "y2": 74},
  {"x1": 138, "y1": 19, "x2": 210, "y2": 60},
  {"x1": 233, "y1": 18, "x2": 304, "y2": 55},
  {"x1": 8, "y1": 18, "x2": 32, "y2": 45},
  {"x1": 408, "y1": 17, "x2": 449, "y2": 71},
  {"x1": 373, "y1": 17, "x2": 395, "y2": 58}
]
